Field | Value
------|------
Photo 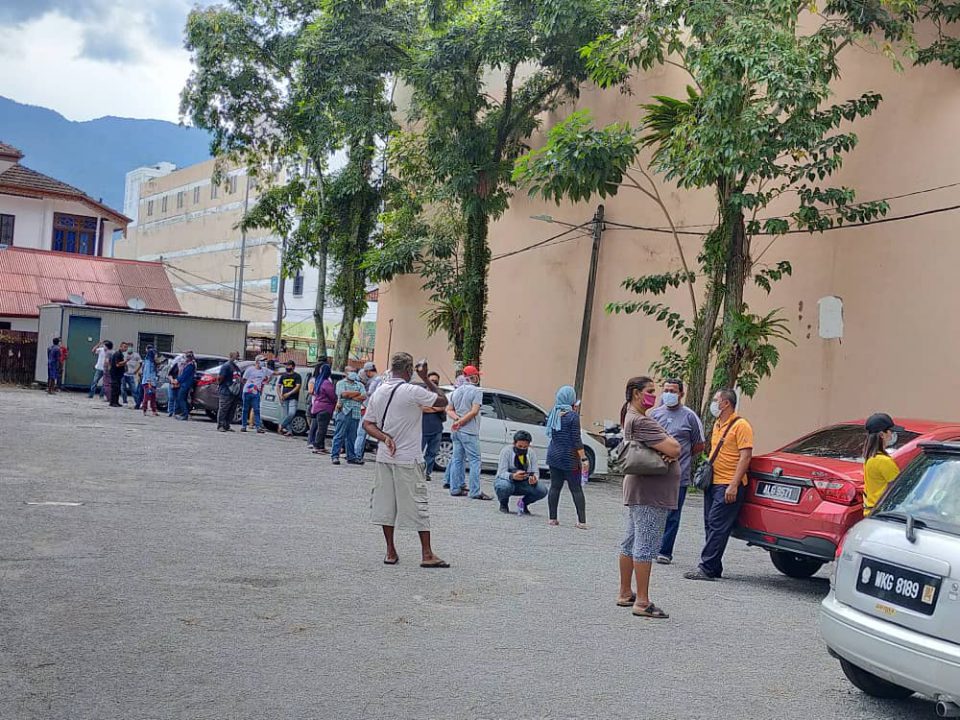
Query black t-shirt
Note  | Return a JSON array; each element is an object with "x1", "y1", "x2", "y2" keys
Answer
[
  {"x1": 218, "y1": 361, "x2": 238, "y2": 388},
  {"x1": 278, "y1": 371, "x2": 300, "y2": 400},
  {"x1": 109, "y1": 350, "x2": 126, "y2": 379},
  {"x1": 422, "y1": 408, "x2": 444, "y2": 435}
]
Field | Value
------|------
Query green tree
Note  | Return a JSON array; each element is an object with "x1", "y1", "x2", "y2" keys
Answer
[
  {"x1": 395, "y1": 0, "x2": 631, "y2": 363},
  {"x1": 516, "y1": 0, "x2": 890, "y2": 416}
]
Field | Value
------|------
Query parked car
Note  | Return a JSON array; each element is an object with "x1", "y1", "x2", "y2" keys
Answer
[
  {"x1": 734, "y1": 419, "x2": 960, "y2": 579},
  {"x1": 259, "y1": 368, "x2": 346, "y2": 436},
  {"x1": 155, "y1": 352, "x2": 229, "y2": 410},
  {"x1": 431, "y1": 386, "x2": 609, "y2": 478},
  {"x1": 192, "y1": 360, "x2": 254, "y2": 422},
  {"x1": 820, "y1": 441, "x2": 960, "y2": 713}
]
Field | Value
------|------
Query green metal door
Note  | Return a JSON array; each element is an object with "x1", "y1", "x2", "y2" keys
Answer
[{"x1": 65, "y1": 316, "x2": 101, "y2": 388}]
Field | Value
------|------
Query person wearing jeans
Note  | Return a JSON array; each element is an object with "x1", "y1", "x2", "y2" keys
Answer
[
  {"x1": 494, "y1": 431, "x2": 548, "y2": 513},
  {"x1": 240, "y1": 356, "x2": 270, "y2": 433},
  {"x1": 447, "y1": 365, "x2": 489, "y2": 499},
  {"x1": 276, "y1": 360, "x2": 302, "y2": 436},
  {"x1": 685, "y1": 388, "x2": 754, "y2": 581},
  {"x1": 174, "y1": 353, "x2": 197, "y2": 420},
  {"x1": 331, "y1": 372, "x2": 366, "y2": 465},
  {"x1": 354, "y1": 362, "x2": 381, "y2": 459},
  {"x1": 650, "y1": 378, "x2": 705, "y2": 564},
  {"x1": 421, "y1": 372, "x2": 445, "y2": 480},
  {"x1": 88, "y1": 340, "x2": 109, "y2": 398}
]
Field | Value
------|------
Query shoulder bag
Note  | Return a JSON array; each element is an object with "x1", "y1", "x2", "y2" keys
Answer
[
  {"x1": 693, "y1": 419, "x2": 742, "y2": 491},
  {"x1": 608, "y1": 416, "x2": 670, "y2": 476}
]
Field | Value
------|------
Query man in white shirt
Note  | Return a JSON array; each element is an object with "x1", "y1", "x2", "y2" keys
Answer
[
  {"x1": 363, "y1": 352, "x2": 450, "y2": 568},
  {"x1": 88, "y1": 340, "x2": 110, "y2": 398}
]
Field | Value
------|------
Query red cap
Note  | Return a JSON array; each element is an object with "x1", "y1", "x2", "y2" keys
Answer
[{"x1": 462, "y1": 365, "x2": 483, "y2": 377}]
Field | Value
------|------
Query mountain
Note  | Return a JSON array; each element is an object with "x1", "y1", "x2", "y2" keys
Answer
[{"x1": 0, "y1": 96, "x2": 211, "y2": 213}]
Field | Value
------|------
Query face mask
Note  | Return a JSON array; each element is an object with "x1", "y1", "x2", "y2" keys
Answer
[
  {"x1": 885, "y1": 431, "x2": 898, "y2": 448},
  {"x1": 641, "y1": 392, "x2": 657, "y2": 409},
  {"x1": 710, "y1": 401, "x2": 722, "y2": 418},
  {"x1": 661, "y1": 391, "x2": 680, "y2": 408}
]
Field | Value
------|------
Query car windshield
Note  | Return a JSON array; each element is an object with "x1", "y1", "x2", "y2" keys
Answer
[
  {"x1": 873, "y1": 452, "x2": 960, "y2": 537},
  {"x1": 780, "y1": 424, "x2": 920, "y2": 462}
]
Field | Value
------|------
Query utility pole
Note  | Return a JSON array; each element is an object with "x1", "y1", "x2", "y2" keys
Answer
[
  {"x1": 574, "y1": 205, "x2": 604, "y2": 399},
  {"x1": 274, "y1": 236, "x2": 287, "y2": 357},
  {"x1": 234, "y1": 173, "x2": 251, "y2": 320}
]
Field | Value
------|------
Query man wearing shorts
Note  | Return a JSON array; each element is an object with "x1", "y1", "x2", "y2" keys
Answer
[{"x1": 363, "y1": 352, "x2": 450, "y2": 568}]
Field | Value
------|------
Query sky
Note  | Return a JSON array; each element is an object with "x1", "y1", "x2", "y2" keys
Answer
[{"x1": 0, "y1": 0, "x2": 215, "y2": 122}]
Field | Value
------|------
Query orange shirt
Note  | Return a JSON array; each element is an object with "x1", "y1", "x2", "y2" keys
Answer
[{"x1": 711, "y1": 414, "x2": 754, "y2": 485}]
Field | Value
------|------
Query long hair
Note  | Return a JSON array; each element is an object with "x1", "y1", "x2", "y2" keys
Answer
[
  {"x1": 620, "y1": 376, "x2": 654, "y2": 426},
  {"x1": 863, "y1": 431, "x2": 887, "y2": 461}
]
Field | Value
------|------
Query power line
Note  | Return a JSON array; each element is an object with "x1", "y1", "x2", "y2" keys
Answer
[
  {"x1": 491, "y1": 223, "x2": 593, "y2": 262},
  {"x1": 161, "y1": 261, "x2": 278, "y2": 304},
  {"x1": 165, "y1": 267, "x2": 276, "y2": 311}
]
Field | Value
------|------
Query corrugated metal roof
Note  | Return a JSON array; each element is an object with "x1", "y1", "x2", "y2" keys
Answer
[{"x1": 0, "y1": 247, "x2": 183, "y2": 318}]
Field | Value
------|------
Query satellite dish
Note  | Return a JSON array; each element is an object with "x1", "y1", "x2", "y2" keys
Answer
[
  {"x1": 67, "y1": 293, "x2": 87, "y2": 306},
  {"x1": 126, "y1": 297, "x2": 147, "y2": 311}
]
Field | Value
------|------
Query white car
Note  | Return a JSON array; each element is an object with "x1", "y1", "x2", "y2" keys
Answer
[
  {"x1": 820, "y1": 441, "x2": 960, "y2": 715},
  {"x1": 433, "y1": 386, "x2": 609, "y2": 478}
]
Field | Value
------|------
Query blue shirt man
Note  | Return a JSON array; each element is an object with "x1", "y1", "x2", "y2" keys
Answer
[
  {"x1": 448, "y1": 365, "x2": 489, "y2": 499},
  {"x1": 649, "y1": 378, "x2": 705, "y2": 563}
]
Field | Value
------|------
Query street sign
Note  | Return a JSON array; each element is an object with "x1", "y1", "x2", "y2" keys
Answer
[{"x1": 270, "y1": 275, "x2": 279, "y2": 293}]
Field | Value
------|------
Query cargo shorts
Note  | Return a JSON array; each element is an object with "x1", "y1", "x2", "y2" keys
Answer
[{"x1": 370, "y1": 461, "x2": 431, "y2": 531}]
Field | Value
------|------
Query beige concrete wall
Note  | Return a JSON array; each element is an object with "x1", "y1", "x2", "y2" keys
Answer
[
  {"x1": 376, "y1": 47, "x2": 960, "y2": 452},
  {"x1": 114, "y1": 159, "x2": 280, "y2": 324}
]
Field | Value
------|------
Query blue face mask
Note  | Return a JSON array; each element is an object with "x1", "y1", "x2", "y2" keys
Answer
[
  {"x1": 347, "y1": 372, "x2": 359, "y2": 382},
  {"x1": 661, "y1": 391, "x2": 680, "y2": 408}
]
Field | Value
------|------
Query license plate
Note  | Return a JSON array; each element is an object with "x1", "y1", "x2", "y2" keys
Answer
[
  {"x1": 756, "y1": 481, "x2": 802, "y2": 504},
  {"x1": 856, "y1": 557, "x2": 942, "y2": 616}
]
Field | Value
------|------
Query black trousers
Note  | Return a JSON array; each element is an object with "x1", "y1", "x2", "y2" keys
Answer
[
  {"x1": 547, "y1": 466, "x2": 586, "y2": 523},
  {"x1": 308, "y1": 411, "x2": 333, "y2": 449},
  {"x1": 217, "y1": 392, "x2": 239, "y2": 430},
  {"x1": 108, "y1": 375, "x2": 123, "y2": 406}
]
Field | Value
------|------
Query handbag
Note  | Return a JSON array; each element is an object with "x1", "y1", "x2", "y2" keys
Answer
[
  {"x1": 693, "y1": 419, "x2": 742, "y2": 491},
  {"x1": 609, "y1": 439, "x2": 669, "y2": 476}
]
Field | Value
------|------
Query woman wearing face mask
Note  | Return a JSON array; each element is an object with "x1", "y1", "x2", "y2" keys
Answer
[
  {"x1": 545, "y1": 385, "x2": 589, "y2": 528},
  {"x1": 617, "y1": 376, "x2": 681, "y2": 618},
  {"x1": 862, "y1": 413, "x2": 904, "y2": 516}
]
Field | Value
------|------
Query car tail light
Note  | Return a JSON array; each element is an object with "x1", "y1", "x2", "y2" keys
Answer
[
  {"x1": 813, "y1": 477, "x2": 859, "y2": 505},
  {"x1": 834, "y1": 531, "x2": 847, "y2": 560},
  {"x1": 196, "y1": 373, "x2": 217, "y2": 387}
]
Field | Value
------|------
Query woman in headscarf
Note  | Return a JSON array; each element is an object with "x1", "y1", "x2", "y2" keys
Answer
[
  {"x1": 545, "y1": 385, "x2": 589, "y2": 528},
  {"x1": 307, "y1": 362, "x2": 337, "y2": 453},
  {"x1": 140, "y1": 345, "x2": 159, "y2": 416}
]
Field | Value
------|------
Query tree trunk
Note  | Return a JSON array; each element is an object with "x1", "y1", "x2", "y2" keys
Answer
[
  {"x1": 686, "y1": 264, "x2": 724, "y2": 420},
  {"x1": 462, "y1": 205, "x2": 490, "y2": 365},
  {"x1": 716, "y1": 192, "x2": 750, "y2": 390},
  {"x1": 313, "y1": 236, "x2": 328, "y2": 360}
]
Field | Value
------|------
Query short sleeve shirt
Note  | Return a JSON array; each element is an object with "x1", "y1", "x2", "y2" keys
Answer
[
  {"x1": 622, "y1": 409, "x2": 681, "y2": 509},
  {"x1": 451, "y1": 384, "x2": 483, "y2": 435},
  {"x1": 124, "y1": 353, "x2": 142, "y2": 375},
  {"x1": 649, "y1": 405, "x2": 705, "y2": 486},
  {"x1": 242, "y1": 366, "x2": 271, "y2": 395},
  {"x1": 365, "y1": 379, "x2": 438, "y2": 464},
  {"x1": 863, "y1": 454, "x2": 900, "y2": 515},
  {"x1": 336, "y1": 379, "x2": 365, "y2": 419},
  {"x1": 278, "y1": 371, "x2": 301, "y2": 401},
  {"x1": 710, "y1": 414, "x2": 754, "y2": 485},
  {"x1": 95, "y1": 347, "x2": 109, "y2": 371}
]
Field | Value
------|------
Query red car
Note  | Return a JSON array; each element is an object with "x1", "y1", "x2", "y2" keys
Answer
[{"x1": 734, "y1": 418, "x2": 960, "y2": 578}]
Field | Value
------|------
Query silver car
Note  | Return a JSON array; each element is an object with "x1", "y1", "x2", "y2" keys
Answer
[{"x1": 820, "y1": 441, "x2": 960, "y2": 715}]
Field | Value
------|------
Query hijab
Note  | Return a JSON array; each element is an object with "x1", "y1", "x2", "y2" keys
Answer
[
  {"x1": 313, "y1": 363, "x2": 331, "y2": 394},
  {"x1": 545, "y1": 385, "x2": 577, "y2": 439}
]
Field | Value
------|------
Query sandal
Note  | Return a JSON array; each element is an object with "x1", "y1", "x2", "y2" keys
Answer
[
  {"x1": 632, "y1": 603, "x2": 669, "y2": 619},
  {"x1": 420, "y1": 559, "x2": 450, "y2": 568},
  {"x1": 616, "y1": 593, "x2": 637, "y2": 607},
  {"x1": 383, "y1": 556, "x2": 399, "y2": 565},
  {"x1": 547, "y1": 520, "x2": 559, "y2": 526}
]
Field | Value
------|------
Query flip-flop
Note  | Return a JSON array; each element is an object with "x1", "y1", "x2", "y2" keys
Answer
[
  {"x1": 616, "y1": 594, "x2": 637, "y2": 607},
  {"x1": 420, "y1": 560, "x2": 450, "y2": 568},
  {"x1": 383, "y1": 556, "x2": 399, "y2": 565},
  {"x1": 632, "y1": 603, "x2": 669, "y2": 619}
]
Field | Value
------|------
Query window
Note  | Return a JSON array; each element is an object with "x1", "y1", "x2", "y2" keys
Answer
[
  {"x1": 193, "y1": 186, "x2": 200, "y2": 204},
  {"x1": 875, "y1": 452, "x2": 960, "y2": 537},
  {"x1": 161, "y1": 195, "x2": 168, "y2": 213},
  {"x1": 782, "y1": 424, "x2": 920, "y2": 463},
  {"x1": 147, "y1": 200, "x2": 154, "y2": 217},
  {"x1": 0, "y1": 214, "x2": 14, "y2": 245},
  {"x1": 228, "y1": 176, "x2": 238, "y2": 194},
  {"x1": 480, "y1": 393, "x2": 500, "y2": 419},
  {"x1": 51, "y1": 213, "x2": 97, "y2": 255},
  {"x1": 210, "y1": 182, "x2": 218, "y2": 200},
  {"x1": 292, "y1": 270, "x2": 304, "y2": 297},
  {"x1": 0, "y1": 321, "x2": 10, "y2": 330},
  {"x1": 176, "y1": 191, "x2": 184, "y2": 209},
  {"x1": 498, "y1": 395, "x2": 547, "y2": 426},
  {"x1": 137, "y1": 333, "x2": 173, "y2": 356}
]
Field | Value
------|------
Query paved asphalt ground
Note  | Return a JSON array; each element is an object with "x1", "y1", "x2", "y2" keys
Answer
[{"x1": 0, "y1": 387, "x2": 939, "y2": 720}]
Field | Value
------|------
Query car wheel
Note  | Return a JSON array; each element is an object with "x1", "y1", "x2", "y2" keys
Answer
[
  {"x1": 584, "y1": 448, "x2": 596, "y2": 477},
  {"x1": 769, "y1": 549, "x2": 825, "y2": 579},
  {"x1": 289, "y1": 413, "x2": 309, "y2": 436},
  {"x1": 205, "y1": 410, "x2": 217, "y2": 421},
  {"x1": 838, "y1": 658, "x2": 915, "y2": 699},
  {"x1": 232, "y1": 402, "x2": 244, "y2": 425},
  {"x1": 434, "y1": 435, "x2": 453, "y2": 471}
]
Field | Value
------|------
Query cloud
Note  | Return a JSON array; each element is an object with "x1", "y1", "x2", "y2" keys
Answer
[{"x1": 79, "y1": 28, "x2": 141, "y2": 64}]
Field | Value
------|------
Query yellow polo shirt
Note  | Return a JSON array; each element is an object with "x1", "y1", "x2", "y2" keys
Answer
[
  {"x1": 711, "y1": 414, "x2": 754, "y2": 486},
  {"x1": 863, "y1": 454, "x2": 900, "y2": 515}
]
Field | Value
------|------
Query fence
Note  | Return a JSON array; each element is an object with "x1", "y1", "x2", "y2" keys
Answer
[{"x1": 0, "y1": 330, "x2": 38, "y2": 385}]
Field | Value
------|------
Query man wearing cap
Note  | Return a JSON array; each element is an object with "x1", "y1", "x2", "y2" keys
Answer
[
  {"x1": 685, "y1": 388, "x2": 754, "y2": 581},
  {"x1": 240, "y1": 355, "x2": 270, "y2": 433},
  {"x1": 448, "y1": 365, "x2": 492, "y2": 500},
  {"x1": 863, "y1": 412, "x2": 904, "y2": 516},
  {"x1": 363, "y1": 353, "x2": 450, "y2": 568},
  {"x1": 354, "y1": 362, "x2": 381, "y2": 460}
]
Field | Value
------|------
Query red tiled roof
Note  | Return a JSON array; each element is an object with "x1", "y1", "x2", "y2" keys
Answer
[
  {"x1": 0, "y1": 142, "x2": 23, "y2": 160},
  {"x1": 0, "y1": 247, "x2": 183, "y2": 318},
  {"x1": 0, "y1": 163, "x2": 129, "y2": 226}
]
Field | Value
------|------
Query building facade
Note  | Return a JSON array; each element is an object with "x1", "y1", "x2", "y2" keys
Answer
[
  {"x1": 374, "y1": 47, "x2": 960, "y2": 453},
  {"x1": 124, "y1": 162, "x2": 176, "y2": 226}
]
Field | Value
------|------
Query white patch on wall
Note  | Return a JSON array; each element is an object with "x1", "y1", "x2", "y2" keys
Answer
[{"x1": 818, "y1": 296, "x2": 843, "y2": 339}]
